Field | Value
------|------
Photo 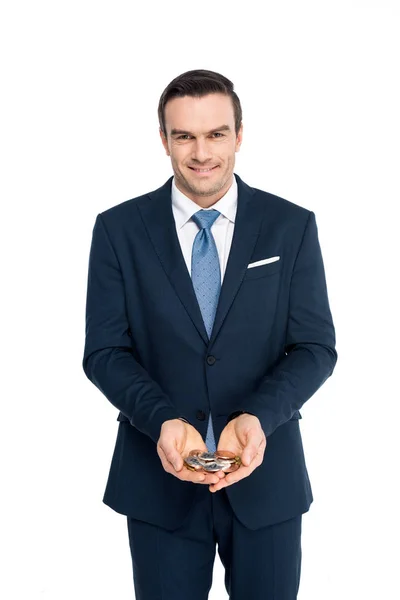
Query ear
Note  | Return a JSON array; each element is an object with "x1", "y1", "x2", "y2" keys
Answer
[
  {"x1": 159, "y1": 128, "x2": 170, "y2": 156},
  {"x1": 235, "y1": 122, "x2": 243, "y2": 152}
]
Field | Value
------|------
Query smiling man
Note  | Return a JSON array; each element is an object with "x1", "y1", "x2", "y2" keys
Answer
[
  {"x1": 162, "y1": 94, "x2": 241, "y2": 207},
  {"x1": 82, "y1": 69, "x2": 337, "y2": 599}
]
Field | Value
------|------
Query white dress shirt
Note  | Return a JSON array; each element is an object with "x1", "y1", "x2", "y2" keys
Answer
[{"x1": 171, "y1": 174, "x2": 238, "y2": 283}]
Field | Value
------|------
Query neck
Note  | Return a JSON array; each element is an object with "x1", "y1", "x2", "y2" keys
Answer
[{"x1": 175, "y1": 174, "x2": 234, "y2": 208}]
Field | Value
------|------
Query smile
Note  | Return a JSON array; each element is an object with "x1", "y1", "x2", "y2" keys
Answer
[{"x1": 189, "y1": 166, "x2": 219, "y2": 175}]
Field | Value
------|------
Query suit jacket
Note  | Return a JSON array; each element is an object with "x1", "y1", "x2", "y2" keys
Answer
[{"x1": 82, "y1": 172, "x2": 337, "y2": 531}]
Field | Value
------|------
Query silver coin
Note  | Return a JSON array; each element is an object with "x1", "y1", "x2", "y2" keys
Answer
[
  {"x1": 221, "y1": 463, "x2": 240, "y2": 473},
  {"x1": 184, "y1": 456, "x2": 204, "y2": 470},
  {"x1": 197, "y1": 452, "x2": 218, "y2": 464},
  {"x1": 214, "y1": 458, "x2": 232, "y2": 467},
  {"x1": 202, "y1": 461, "x2": 225, "y2": 472}
]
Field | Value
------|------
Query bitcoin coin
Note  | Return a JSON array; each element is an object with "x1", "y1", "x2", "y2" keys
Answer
[
  {"x1": 201, "y1": 461, "x2": 225, "y2": 472},
  {"x1": 183, "y1": 456, "x2": 204, "y2": 470},
  {"x1": 214, "y1": 458, "x2": 232, "y2": 468},
  {"x1": 197, "y1": 452, "x2": 218, "y2": 464}
]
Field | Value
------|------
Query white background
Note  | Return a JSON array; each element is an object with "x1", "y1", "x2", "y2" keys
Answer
[{"x1": 1, "y1": 1, "x2": 399, "y2": 598}]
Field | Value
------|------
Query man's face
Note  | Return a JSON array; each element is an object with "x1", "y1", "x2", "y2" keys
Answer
[{"x1": 160, "y1": 93, "x2": 243, "y2": 206}]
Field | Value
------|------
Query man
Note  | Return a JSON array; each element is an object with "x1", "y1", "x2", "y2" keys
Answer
[{"x1": 82, "y1": 69, "x2": 337, "y2": 599}]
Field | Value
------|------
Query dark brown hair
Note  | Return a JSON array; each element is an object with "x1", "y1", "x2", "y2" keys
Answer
[{"x1": 158, "y1": 69, "x2": 242, "y2": 139}]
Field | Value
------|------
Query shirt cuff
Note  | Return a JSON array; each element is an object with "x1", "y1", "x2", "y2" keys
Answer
[{"x1": 226, "y1": 410, "x2": 257, "y2": 423}]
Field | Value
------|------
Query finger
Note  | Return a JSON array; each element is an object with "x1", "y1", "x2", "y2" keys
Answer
[
  {"x1": 160, "y1": 453, "x2": 205, "y2": 483},
  {"x1": 158, "y1": 440, "x2": 184, "y2": 471},
  {"x1": 241, "y1": 436, "x2": 266, "y2": 467},
  {"x1": 181, "y1": 465, "x2": 224, "y2": 484},
  {"x1": 197, "y1": 473, "x2": 219, "y2": 485},
  {"x1": 209, "y1": 453, "x2": 264, "y2": 492},
  {"x1": 176, "y1": 470, "x2": 221, "y2": 485},
  {"x1": 209, "y1": 470, "x2": 248, "y2": 492},
  {"x1": 157, "y1": 445, "x2": 177, "y2": 474},
  {"x1": 210, "y1": 465, "x2": 252, "y2": 491}
]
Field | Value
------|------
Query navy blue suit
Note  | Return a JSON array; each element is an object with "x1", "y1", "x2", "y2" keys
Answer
[{"x1": 82, "y1": 172, "x2": 337, "y2": 596}]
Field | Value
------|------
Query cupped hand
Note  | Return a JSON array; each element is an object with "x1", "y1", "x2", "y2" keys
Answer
[
  {"x1": 157, "y1": 419, "x2": 226, "y2": 486},
  {"x1": 208, "y1": 414, "x2": 266, "y2": 493}
]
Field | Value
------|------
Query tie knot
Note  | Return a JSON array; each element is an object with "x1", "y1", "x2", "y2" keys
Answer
[{"x1": 192, "y1": 209, "x2": 221, "y2": 230}]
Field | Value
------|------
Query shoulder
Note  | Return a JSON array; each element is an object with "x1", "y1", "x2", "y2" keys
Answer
[
  {"x1": 95, "y1": 182, "x2": 161, "y2": 236},
  {"x1": 97, "y1": 177, "x2": 170, "y2": 229},
  {"x1": 98, "y1": 192, "x2": 147, "y2": 223},
  {"x1": 237, "y1": 173, "x2": 312, "y2": 221},
  {"x1": 248, "y1": 184, "x2": 313, "y2": 236},
  {"x1": 253, "y1": 185, "x2": 312, "y2": 219}
]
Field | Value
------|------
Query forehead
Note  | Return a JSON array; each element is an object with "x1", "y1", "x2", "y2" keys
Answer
[{"x1": 164, "y1": 93, "x2": 234, "y2": 132}]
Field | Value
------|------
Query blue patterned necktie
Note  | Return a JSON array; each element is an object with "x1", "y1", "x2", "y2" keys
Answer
[{"x1": 191, "y1": 209, "x2": 221, "y2": 452}]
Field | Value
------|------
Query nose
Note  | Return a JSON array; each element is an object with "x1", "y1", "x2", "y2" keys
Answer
[{"x1": 191, "y1": 138, "x2": 213, "y2": 163}]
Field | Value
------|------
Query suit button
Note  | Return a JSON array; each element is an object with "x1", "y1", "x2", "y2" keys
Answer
[
  {"x1": 127, "y1": 329, "x2": 132, "y2": 337},
  {"x1": 196, "y1": 410, "x2": 206, "y2": 421},
  {"x1": 206, "y1": 355, "x2": 216, "y2": 365}
]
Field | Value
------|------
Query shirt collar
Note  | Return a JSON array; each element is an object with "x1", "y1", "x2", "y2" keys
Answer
[{"x1": 171, "y1": 173, "x2": 238, "y2": 230}]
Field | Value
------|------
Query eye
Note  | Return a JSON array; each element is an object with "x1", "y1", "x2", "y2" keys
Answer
[
  {"x1": 177, "y1": 134, "x2": 191, "y2": 140},
  {"x1": 212, "y1": 132, "x2": 224, "y2": 137}
]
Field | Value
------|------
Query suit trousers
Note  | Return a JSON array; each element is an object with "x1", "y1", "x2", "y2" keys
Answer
[{"x1": 126, "y1": 482, "x2": 302, "y2": 600}]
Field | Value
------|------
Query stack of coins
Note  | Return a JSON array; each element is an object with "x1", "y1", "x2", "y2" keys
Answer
[{"x1": 184, "y1": 449, "x2": 241, "y2": 473}]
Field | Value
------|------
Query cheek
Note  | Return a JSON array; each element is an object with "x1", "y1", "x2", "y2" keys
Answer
[
  {"x1": 223, "y1": 148, "x2": 235, "y2": 161},
  {"x1": 175, "y1": 151, "x2": 189, "y2": 165}
]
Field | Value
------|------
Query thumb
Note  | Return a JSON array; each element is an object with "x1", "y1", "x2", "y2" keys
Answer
[
  {"x1": 241, "y1": 443, "x2": 258, "y2": 467},
  {"x1": 160, "y1": 441, "x2": 183, "y2": 471},
  {"x1": 173, "y1": 457, "x2": 183, "y2": 471}
]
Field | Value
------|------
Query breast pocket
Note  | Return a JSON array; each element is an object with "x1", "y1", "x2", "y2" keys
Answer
[{"x1": 243, "y1": 259, "x2": 282, "y2": 280}]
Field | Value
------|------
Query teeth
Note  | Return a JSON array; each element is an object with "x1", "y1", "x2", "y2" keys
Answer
[{"x1": 194, "y1": 168, "x2": 213, "y2": 172}]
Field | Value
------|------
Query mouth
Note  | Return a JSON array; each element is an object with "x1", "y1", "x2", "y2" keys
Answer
[{"x1": 188, "y1": 165, "x2": 219, "y2": 176}]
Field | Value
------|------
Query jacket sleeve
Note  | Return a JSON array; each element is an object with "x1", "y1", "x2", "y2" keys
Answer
[
  {"x1": 82, "y1": 213, "x2": 182, "y2": 444},
  {"x1": 234, "y1": 210, "x2": 338, "y2": 437}
]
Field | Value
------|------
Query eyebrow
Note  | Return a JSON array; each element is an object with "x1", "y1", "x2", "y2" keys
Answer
[{"x1": 170, "y1": 124, "x2": 231, "y2": 136}]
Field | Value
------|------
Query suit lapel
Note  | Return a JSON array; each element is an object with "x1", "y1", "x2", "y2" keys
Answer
[{"x1": 138, "y1": 173, "x2": 263, "y2": 347}]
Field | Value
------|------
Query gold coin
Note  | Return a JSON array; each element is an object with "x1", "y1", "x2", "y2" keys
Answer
[{"x1": 185, "y1": 464, "x2": 197, "y2": 471}]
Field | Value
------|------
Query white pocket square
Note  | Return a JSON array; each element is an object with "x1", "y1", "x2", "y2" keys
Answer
[{"x1": 247, "y1": 256, "x2": 280, "y2": 269}]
